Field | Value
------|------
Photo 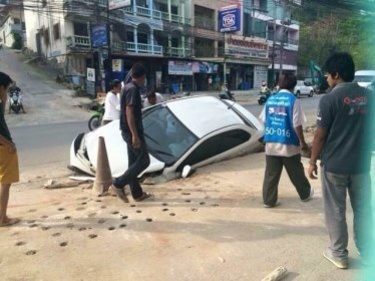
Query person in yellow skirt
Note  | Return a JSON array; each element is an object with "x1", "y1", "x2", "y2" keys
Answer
[{"x1": 0, "y1": 72, "x2": 20, "y2": 227}]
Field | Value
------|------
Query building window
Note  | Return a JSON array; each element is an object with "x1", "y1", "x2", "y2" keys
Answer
[
  {"x1": 155, "y1": 2, "x2": 168, "y2": 12},
  {"x1": 195, "y1": 38, "x2": 215, "y2": 57},
  {"x1": 43, "y1": 28, "x2": 50, "y2": 46},
  {"x1": 42, "y1": 0, "x2": 47, "y2": 8},
  {"x1": 194, "y1": 5, "x2": 215, "y2": 30},
  {"x1": 171, "y1": 5, "x2": 178, "y2": 14},
  {"x1": 73, "y1": 22, "x2": 88, "y2": 36},
  {"x1": 126, "y1": 31, "x2": 134, "y2": 42},
  {"x1": 138, "y1": 32, "x2": 148, "y2": 44},
  {"x1": 13, "y1": 18, "x2": 20, "y2": 24},
  {"x1": 53, "y1": 23, "x2": 60, "y2": 40}
]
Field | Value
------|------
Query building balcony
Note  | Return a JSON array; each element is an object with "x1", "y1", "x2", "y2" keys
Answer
[
  {"x1": 65, "y1": 0, "x2": 107, "y2": 8},
  {"x1": 82, "y1": 0, "x2": 107, "y2": 7},
  {"x1": 67, "y1": 35, "x2": 91, "y2": 49},
  {"x1": 268, "y1": 33, "x2": 299, "y2": 46},
  {"x1": 124, "y1": 6, "x2": 162, "y2": 19},
  {"x1": 113, "y1": 41, "x2": 163, "y2": 56},
  {"x1": 165, "y1": 47, "x2": 192, "y2": 57},
  {"x1": 123, "y1": 6, "x2": 190, "y2": 25}
]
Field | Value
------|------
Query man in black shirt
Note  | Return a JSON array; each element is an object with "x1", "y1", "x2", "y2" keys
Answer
[
  {"x1": 0, "y1": 72, "x2": 20, "y2": 227},
  {"x1": 112, "y1": 63, "x2": 151, "y2": 202},
  {"x1": 309, "y1": 53, "x2": 373, "y2": 269}
]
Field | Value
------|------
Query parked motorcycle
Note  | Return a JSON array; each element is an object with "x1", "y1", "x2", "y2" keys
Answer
[
  {"x1": 8, "y1": 86, "x2": 24, "y2": 114},
  {"x1": 219, "y1": 89, "x2": 236, "y2": 101},
  {"x1": 88, "y1": 103, "x2": 105, "y2": 131}
]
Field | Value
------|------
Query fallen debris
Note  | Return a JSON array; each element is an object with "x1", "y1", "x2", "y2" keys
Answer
[
  {"x1": 261, "y1": 266, "x2": 288, "y2": 281},
  {"x1": 44, "y1": 179, "x2": 92, "y2": 189}
]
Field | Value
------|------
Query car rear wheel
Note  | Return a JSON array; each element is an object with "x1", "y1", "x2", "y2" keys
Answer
[
  {"x1": 309, "y1": 90, "x2": 314, "y2": 97},
  {"x1": 296, "y1": 91, "x2": 301, "y2": 98}
]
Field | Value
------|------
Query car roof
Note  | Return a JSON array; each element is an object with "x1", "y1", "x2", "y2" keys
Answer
[
  {"x1": 165, "y1": 96, "x2": 246, "y2": 138},
  {"x1": 355, "y1": 70, "x2": 375, "y2": 76}
]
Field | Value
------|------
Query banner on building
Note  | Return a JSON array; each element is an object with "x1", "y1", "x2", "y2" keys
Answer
[
  {"x1": 168, "y1": 61, "x2": 193, "y2": 76},
  {"x1": 87, "y1": 68, "x2": 96, "y2": 82},
  {"x1": 192, "y1": 62, "x2": 219, "y2": 74},
  {"x1": 218, "y1": 5, "x2": 241, "y2": 33},
  {"x1": 109, "y1": 0, "x2": 131, "y2": 10},
  {"x1": 112, "y1": 59, "x2": 124, "y2": 72},
  {"x1": 225, "y1": 35, "x2": 268, "y2": 59},
  {"x1": 254, "y1": 65, "x2": 268, "y2": 88},
  {"x1": 92, "y1": 25, "x2": 107, "y2": 48}
]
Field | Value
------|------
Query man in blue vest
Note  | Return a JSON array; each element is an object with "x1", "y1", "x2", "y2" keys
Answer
[{"x1": 260, "y1": 73, "x2": 313, "y2": 208}]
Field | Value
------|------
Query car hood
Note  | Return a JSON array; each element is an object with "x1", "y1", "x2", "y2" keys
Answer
[{"x1": 81, "y1": 121, "x2": 165, "y2": 177}]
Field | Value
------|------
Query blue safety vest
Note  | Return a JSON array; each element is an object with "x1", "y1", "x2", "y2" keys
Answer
[{"x1": 264, "y1": 90, "x2": 300, "y2": 146}]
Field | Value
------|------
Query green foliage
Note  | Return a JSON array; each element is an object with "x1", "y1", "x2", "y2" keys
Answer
[
  {"x1": 11, "y1": 31, "x2": 23, "y2": 50},
  {"x1": 297, "y1": 10, "x2": 375, "y2": 70}
]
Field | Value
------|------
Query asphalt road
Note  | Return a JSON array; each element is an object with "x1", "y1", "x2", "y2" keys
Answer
[
  {"x1": 10, "y1": 95, "x2": 322, "y2": 172},
  {"x1": 244, "y1": 94, "x2": 322, "y2": 122},
  {"x1": 11, "y1": 121, "x2": 87, "y2": 171}
]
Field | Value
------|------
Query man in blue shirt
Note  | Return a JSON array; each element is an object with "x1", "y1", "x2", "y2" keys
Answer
[{"x1": 260, "y1": 73, "x2": 313, "y2": 208}]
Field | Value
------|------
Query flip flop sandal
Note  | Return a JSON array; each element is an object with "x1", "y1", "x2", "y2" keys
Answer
[
  {"x1": 0, "y1": 218, "x2": 20, "y2": 227},
  {"x1": 134, "y1": 192, "x2": 153, "y2": 202}
]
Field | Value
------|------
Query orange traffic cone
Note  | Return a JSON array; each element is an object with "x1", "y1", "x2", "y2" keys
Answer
[{"x1": 93, "y1": 136, "x2": 112, "y2": 196}]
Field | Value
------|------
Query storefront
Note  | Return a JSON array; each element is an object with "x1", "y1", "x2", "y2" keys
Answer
[
  {"x1": 224, "y1": 35, "x2": 270, "y2": 91},
  {"x1": 103, "y1": 55, "x2": 164, "y2": 92},
  {"x1": 166, "y1": 60, "x2": 194, "y2": 93},
  {"x1": 192, "y1": 62, "x2": 220, "y2": 91}
]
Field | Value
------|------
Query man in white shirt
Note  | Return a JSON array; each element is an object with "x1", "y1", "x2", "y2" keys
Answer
[
  {"x1": 102, "y1": 79, "x2": 121, "y2": 125},
  {"x1": 259, "y1": 73, "x2": 313, "y2": 208},
  {"x1": 143, "y1": 89, "x2": 164, "y2": 108}
]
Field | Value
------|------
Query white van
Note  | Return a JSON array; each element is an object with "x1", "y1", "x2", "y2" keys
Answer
[{"x1": 354, "y1": 70, "x2": 375, "y2": 88}]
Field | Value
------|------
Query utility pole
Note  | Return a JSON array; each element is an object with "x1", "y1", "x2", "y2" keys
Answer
[
  {"x1": 106, "y1": 0, "x2": 112, "y2": 91},
  {"x1": 270, "y1": 18, "x2": 276, "y2": 87},
  {"x1": 279, "y1": 0, "x2": 287, "y2": 75}
]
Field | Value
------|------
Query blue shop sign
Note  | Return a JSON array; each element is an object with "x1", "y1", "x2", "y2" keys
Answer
[{"x1": 219, "y1": 5, "x2": 241, "y2": 33}]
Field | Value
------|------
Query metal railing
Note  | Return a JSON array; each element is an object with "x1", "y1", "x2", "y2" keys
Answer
[
  {"x1": 167, "y1": 47, "x2": 192, "y2": 57},
  {"x1": 68, "y1": 35, "x2": 91, "y2": 48},
  {"x1": 160, "y1": 11, "x2": 191, "y2": 25},
  {"x1": 113, "y1": 40, "x2": 163, "y2": 55},
  {"x1": 82, "y1": 0, "x2": 107, "y2": 7},
  {"x1": 124, "y1": 6, "x2": 162, "y2": 19}
]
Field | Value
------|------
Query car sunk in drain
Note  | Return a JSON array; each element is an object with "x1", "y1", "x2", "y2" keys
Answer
[{"x1": 69, "y1": 96, "x2": 264, "y2": 179}]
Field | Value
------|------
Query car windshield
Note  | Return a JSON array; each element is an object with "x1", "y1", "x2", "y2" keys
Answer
[
  {"x1": 354, "y1": 75, "x2": 375, "y2": 83},
  {"x1": 143, "y1": 105, "x2": 198, "y2": 165}
]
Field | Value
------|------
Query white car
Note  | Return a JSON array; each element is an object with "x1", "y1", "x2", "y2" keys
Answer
[
  {"x1": 354, "y1": 70, "x2": 375, "y2": 88},
  {"x1": 69, "y1": 96, "x2": 264, "y2": 179},
  {"x1": 294, "y1": 80, "x2": 315, "y2": 98}
]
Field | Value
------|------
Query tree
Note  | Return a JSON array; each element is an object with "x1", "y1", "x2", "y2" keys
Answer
[{"x1": 296, "y1": 3, "x2": 375, "y2": 71}]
